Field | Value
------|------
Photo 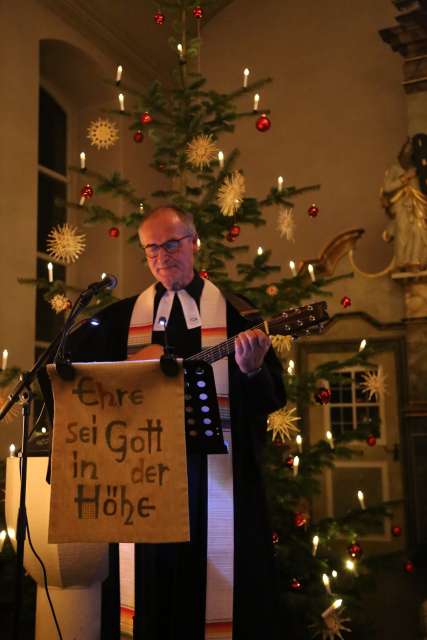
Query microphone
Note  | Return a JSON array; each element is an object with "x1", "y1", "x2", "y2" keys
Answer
[{"x1": 84, "y1": 273, "x2": 118, "y2": 295}]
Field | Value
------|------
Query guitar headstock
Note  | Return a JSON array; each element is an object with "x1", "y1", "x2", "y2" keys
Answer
[{"x1": 268, "y1": 301, "x2": 329, "y2": 338}]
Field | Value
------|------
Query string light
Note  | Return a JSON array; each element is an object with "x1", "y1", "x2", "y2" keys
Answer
[
  {"x1": 80, "y1": 151, "x2": 86, "y2": 171},
  {"x1": 287, "y1": 359, "x2": 295, "y2": 375},
  {"x1": 277, "y1": 176, "x2": 284, "y2": 192},
  {"x1": 345, "y1": 559, "x2": 358, "y2": 575},
  {"x1": 326, "y1": 430, "x2": 334, "y2": 449},
  {"x1": 257, "y1": 246, "x2": 263, "y2": 256},
  {"x1": 0, "y1": 530, "x2": 6, "y2": 552},
  {"x1": 47, "y1": 262, "x2": 53, "y2": 283},
  {"x1": 116, "y1": 64, "x2": 123, "y2": 84},
  {"x1": 308, "y1": 263, "x2": 316, "y2": 282},
  {"x1": 289, "y1": 260, "x2": 297, "y2": 276},
  {"x1": 2, "y1": 349, "x2": 8, "y2": 370},
  {"x1": 296, "y1": 434, "x2": 303, "y2": 453},
  {"x1": 118, "y1": 93, "x2": 125, "y2": 111},
  {"x1": 9, "y1": 444, "x2": 16, "y2": 457},
  {"x1": 359, "y1": 338, "x2": 367, "y2": 352},
  {"x1": 331, "y1": 570, "x2": 338, "y2": 579},
  {"x1": 253, "y1": 93, "x2": 260, "y2": 111},
  {"x1": 322, "y1": 573, "x2": 332, "y2": 594},
  {"x1": 293, "y1": 455, "x2": 300, "y2": 477},
  {"x1": 218, "y1": 151, "x2": 224, "y2": 168},
  {"x1": 177, "y1": 43, "x2": 184, "y2": 59},
  {"x1": 357, "y1": 490, "x2": 366, "y2": 510}
]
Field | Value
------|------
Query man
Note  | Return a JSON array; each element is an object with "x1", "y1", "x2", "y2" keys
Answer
[{"x1": 59, "y1": 205, "x2": 286, "y2": 639}]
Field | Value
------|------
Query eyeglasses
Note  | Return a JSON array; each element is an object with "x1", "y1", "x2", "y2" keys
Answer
[{"x1": 142, "y1": 234, "x2": 193, "y2": 258}]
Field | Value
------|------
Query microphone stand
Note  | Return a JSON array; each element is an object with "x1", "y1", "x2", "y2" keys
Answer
[
  {"x1": 158, "y1": 316, "x2": 179, "y2": 377},
  {"x1": 0, "y1": 284, "x2": 106, "y2": 639}
]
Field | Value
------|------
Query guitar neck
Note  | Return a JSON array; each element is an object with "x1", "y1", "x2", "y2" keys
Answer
[{"x1": 186, "y1": 320, "x2": 267, "y2": 365}]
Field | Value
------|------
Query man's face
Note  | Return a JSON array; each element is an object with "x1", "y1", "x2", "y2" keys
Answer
[{"x1": 139, "y1": 209, "x2": 197, "y2": 290}]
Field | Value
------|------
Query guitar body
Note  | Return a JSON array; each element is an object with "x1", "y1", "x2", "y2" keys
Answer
[{"x1": 128, "y1": 344, "x2": 164, "y2": 361}]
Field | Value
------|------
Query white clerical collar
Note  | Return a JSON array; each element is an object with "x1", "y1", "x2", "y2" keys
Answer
[{"x1": 153, "y1": 288, "x2": 201, "y2": 330}]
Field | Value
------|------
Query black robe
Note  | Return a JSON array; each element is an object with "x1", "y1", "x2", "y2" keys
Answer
[{"x1": 44, "y1": 281, "x2": 286, "y2": 640}]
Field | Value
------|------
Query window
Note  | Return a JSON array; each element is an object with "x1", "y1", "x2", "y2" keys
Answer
[
  {"x1": 36, "y1": 88, "x2": 68, "y2": 348},
  {"x1": 327, "y1": 367, "x2": 384, "y2": 443}
]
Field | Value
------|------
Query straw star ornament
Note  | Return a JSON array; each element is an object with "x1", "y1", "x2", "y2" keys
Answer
[
  {"x1": 87, "y1": 118, "x2": 119, "y2": 150},
  {"x1": 267, "y1": 406, "x2": 301, "y2": 443},
  {"x1": 360, "y1": 367, "x2": 387, "y2": 401},
  {"x1": 186, "y1": 134, "x2": 218, "y2": 169},
  {"x1": 217, "y1": 171, "x2": 246, "y2": 216},
  {"x1": 46, "y1": 223, "x2": 86, "y2": 264}
]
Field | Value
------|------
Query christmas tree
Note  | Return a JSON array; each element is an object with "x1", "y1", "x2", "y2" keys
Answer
[{"x1": 1, "y1": 2, "x2": 404, "y2": 638}]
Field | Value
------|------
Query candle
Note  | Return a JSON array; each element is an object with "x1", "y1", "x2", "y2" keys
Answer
[
  {"x1": 9, "y1": 444, "x2": 16, "y2": 457},
  {"x1": 41, "y1": 426, "x2": 47, "y2": 434},
  {"x1": 116, "y1": 64, "x2": 123, "y2": 84},
  {"x1": 312, "y1": 535, "x2": 319, "y2": 556},
  {"x1": 139, "y1": 202, "x2": 144, "y2": 213},
  {"x1": 277, "y1": 176, "x2": 284, "y2": 192},
  {"x1": 2, "y1": 349, "x2": 8, "y2": 370},
  {"x1": 357, "y1": 490, "x2": 366, "y2": 510},
  {"x1": 331, "y1": 570, "x2": 338, "y2": 579},
  {"x1": 289, "y1": 260, "x2": 297, "y2": 277},
  {"x1": 322, "y1": 573, "x2": 332, "y2": 594},
  {"x1": 287, "y1": 359, "x2": 295, "y2": 375},
  {"x1": 118, "y1": 93, "x2": 125, "y2": 111},
  {"x1": 47, "y1": 262, "x2": 53, "y2": 283},
  {"x1": 101, "y1": 272, "x2": 107, "y2": 280},
  {"x1": 296, "y1": 434, "x2": 303, "y2": 453},
  {"x1": 218, "y1": 151, "x2": 224, "y2": 168},
  {"x1": 308, "y1": 263, "x2": 316, "y2": 282},
  {"x1": 7, "y1": 527, "x2": 15, "y2": 540},
  {"x1": 345, "y1": 559, "x2": 358, "y2": 576},
  {"x1": 80, "y1": 151, "x2": 86, "y2": 171},
  {"x1": 196, "y1": 238, "x2": 201, "y2": 249},
  {"x1": 0, "y1": 530, "x2": 6, "y2": 553},
  {"x1": 257, "y1": 246, "x2": 263, "y2": 256},
  {"x1": 253, "y1": 93, "x2": 260, "y2": 111},
  {"x1": 243, "y1": 67, "x2": 250, "y2": 88},
  {"x1": 177, "y1": 43, "x2": 184, "y2": 59},
  {"x1": 322, "y1": 599, "x2": 342, "y2": 619},
  {"x1": 293, "y1": 455, "x2": 300, "y2": 477},
  {"x1": 359, "y1": 338, "x2": 367, "y2": 352},
  {"x1": 326, "y1": 430, "x2": 334, "y2": 449}
]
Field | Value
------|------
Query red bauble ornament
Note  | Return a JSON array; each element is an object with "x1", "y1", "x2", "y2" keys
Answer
[
  {"x1": 294, "y1": 512, "x2": 307, "y2": 528},
  {"x1": 404, "y1": 560, "x2": 415, "y2": 573},
  {"x1": 314, "y1": 388, "x2": 332, "y2": 405},
  {"x1": 255, "y1": 113, "x2": 271, "y2": 132},
  {"x1": 341, "y1": 296, "x2": 352, "y2": 309},
  {"x1": 199, "y1": 269, "x2": 209, "y2": 279},
  {"x1": 366, "y1": 434, "x2": 377, "y2": 447},
  {"x1": 133, "y1": 130, "x2": 144, "y2": 143},
  {"x1": 154, "y1": 10, "x2": 165, "y2": 24},
  {"x1": 347, "y1": 542, "x2": 363, "y2": 559},
  {"x1": 108, "y1": 227, "x2": 120, "y2": 238},
  {"x1": 230, "y1": 224, "x2": 240, "y2": 238},
  {"x1": 308, "y1": 203, "x2": 319, "y2": 218},
  {"x1": 392, "y1": 525, "x2": 402, "y2": 537},
  {"x1": 140, "y1": 112, "x2": 153, "y2": 125},
  {"x1": 285, "y1": 455, "x2": 294, "y2": 469},
  {"x1": 193, "y1": 5, "x2": 203, "y2": 18},
  {"x1": 80, "y1": 184, "x2": 94, "y2": 199},
  {"x1": 290, "y1": 578, "x2": 302, "y2": 590},
  {"x1": 272, "y1": 531, "x2": 280, "y2": 544}
]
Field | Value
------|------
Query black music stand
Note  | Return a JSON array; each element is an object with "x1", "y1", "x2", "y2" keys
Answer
[{"x1": 183, "y1": 360, "x2": 227, "y2": 455}]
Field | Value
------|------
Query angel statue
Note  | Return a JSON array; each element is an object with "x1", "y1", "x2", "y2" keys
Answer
[{"x1": 382, "y1": 135, "x2": 427, "y2": 271}]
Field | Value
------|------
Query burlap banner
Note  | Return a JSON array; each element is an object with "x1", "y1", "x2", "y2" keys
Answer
[{"x1": 47, "y1": 360, "x2": 189, "y2": 543}]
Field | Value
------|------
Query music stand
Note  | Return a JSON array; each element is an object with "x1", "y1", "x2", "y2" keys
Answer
[{"x1": 183, "y1": 360, "x2": 227, "y2": 455}]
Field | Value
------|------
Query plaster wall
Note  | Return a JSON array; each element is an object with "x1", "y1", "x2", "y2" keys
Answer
[{"x1": 201, "y1": 0, "x2": 408, "y2": 303}]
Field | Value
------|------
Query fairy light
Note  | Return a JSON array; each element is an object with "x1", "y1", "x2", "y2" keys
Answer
[
  {"x1": 101, "y1": 273, "x2": 107, "y2": 280},
  {"x1": 287, "y1": 359, "x2": 295, "y2": 375},
  {"x1": 218, "y1": 151, "x2": 224, "y2": 168},
  {"x1": 41, "y1": 427, "x2": 47, "y2": 434},
  {"x1": 331, "y1": 570, "x2": 338, "y2": 579},
  {"x1": 326, "y1": 430, "x2": 334, "y2": 449},
  {"x1": 312, "y1": 535, "x2": 319, "y2": 556},
  {"x1": 322, "y1": 599, "x2": 343, "y2": 619},
  {"x1": 345, "y1": 559, "x2": 358, "y2": 576},
  {"x1": 308, "y1": 263, "x2": 316, "y2": 282},
  {"x1": 177, "y1": 43, "x2": 184, "y2": 59},
  {"x1": 357, "y1": 490, "x2": 366, "y2": 510},
  {"x1": 257, "y1": 246, "x2": 263, "y2": 256},
  {"x1": 243, "y1": 67, "x2": 250, "y2": 88},
  {"x1": 293, "y1": 455, "x2": 300, "y2": 477},
  {"x1": 289, "y1": 260, "x2": 297, "y2": 277},
  {"x1": 322, "y1": 573, "x2": 332, "y2": 594},
  {"x1": 359, "y1": 338, "x2": 367, "y2": 352},
  {"x1": 139, "y1": 202, "x2": 144, "y2": 213},
  {"x1": 277, "y1": 176, "x2": 284, "y2": 192},
  {"x1": 79, "y1": 151, "x2": 86, "y2": 171},
  {"x1": 253, "y1": 93, "x2": 260, "y2": 111},
  {"x1": 1, "y1": 349, "x2": 8, "y2": 370},
  {"x1": 296, "y1": 434, "x2": 303, "y2": 453},
  {"x1": 47, "y1": 262, "x2": 53, "y2": 283},
  {"x1": 118, "y1": 93, "x2": 125, "y2": 111}
]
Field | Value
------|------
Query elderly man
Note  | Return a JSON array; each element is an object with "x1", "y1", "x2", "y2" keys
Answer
[{"x1": 53, "y1": 205, "x2": 286, "y2": 639}]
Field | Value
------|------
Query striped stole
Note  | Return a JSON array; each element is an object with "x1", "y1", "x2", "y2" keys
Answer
[{"x1": 120, "y1": 279, "x2": 234, "y2": 640}]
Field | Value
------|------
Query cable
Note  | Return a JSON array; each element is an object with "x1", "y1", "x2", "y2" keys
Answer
[
  {"x1": 28, "y1": 402, "x2": 47, "y2": 440},
  {"x1": 18, "y1": 458, "x2": 63, "y2": 640}
]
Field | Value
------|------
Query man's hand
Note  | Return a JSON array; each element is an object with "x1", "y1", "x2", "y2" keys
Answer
[{"x1": 235, "y1": 329, "x2": 271, "y2": 375}]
